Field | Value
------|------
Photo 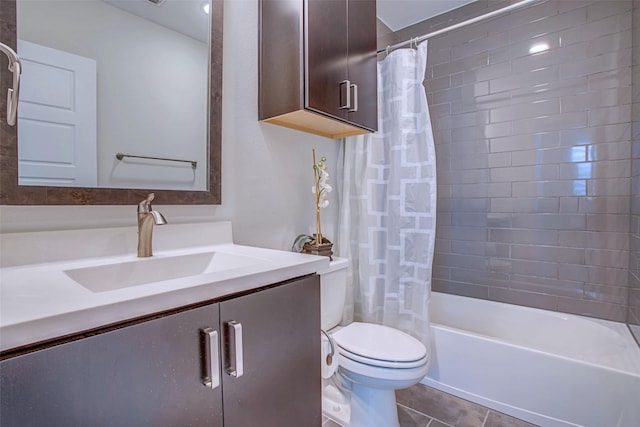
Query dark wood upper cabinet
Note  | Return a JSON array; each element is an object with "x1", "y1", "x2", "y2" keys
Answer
[
  {"x1": 306, "y1": 0, "x2": 349, "y2": 123},
  {"x1": 259, "y1": 0, "x2": 377, "y2": 139},
  {"x1": 345, "y1": 0, "x2": 378, "y2": 131}
]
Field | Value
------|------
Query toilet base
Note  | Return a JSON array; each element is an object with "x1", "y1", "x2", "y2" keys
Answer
[
  {"x1": 322, "y1": 380, "x2": 350, "y2": 426},
  {"x1": 322, "y1": 378, "x2": 400, "y2": 427},
  {"x1": 350, "y1": 383, "x2": 399, "y2": 427}
]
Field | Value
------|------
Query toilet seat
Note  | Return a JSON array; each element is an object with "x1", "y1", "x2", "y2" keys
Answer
[
  {"x1": 332, "y1": 322, "x2": 427, "y2": 362},
  {"x1": 337, "y1": 346, "x2": 429, "y2": 369},
  {"x1": 331, "y1": 322, "x2": 427, "y2": 368},
  {"x1": 337, "y1": 352, "x2": 431, "y2": 383}
]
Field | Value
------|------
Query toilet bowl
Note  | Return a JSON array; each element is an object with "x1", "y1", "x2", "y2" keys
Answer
[{"x1": 320, "y1": 258, "x2": 430, "y2": 427}]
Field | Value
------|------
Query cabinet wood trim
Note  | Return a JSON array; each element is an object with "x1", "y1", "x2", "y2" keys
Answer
[{"x1": 261, "y1": 110, "x2": 370, "y2": 139}]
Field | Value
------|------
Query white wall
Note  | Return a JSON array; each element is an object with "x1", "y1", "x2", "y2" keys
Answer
[
  {"x1": 1, "y1": 0, "x2": 342, "y2": 252},
  {"x1": 18, "y1": 0, "x2": 209, "y2": 190}
]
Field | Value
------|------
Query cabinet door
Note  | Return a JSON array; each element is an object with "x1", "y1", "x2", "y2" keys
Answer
[
  {"x1": 220, "y1": 275, "x2": 321, "y2": 427},
  {"x1": 0, "y1": 305, "x2": 222, "y2": 427},
  {"x1": 347, "y1": 0, "x2": 378, "y2": 131},
  {"x1": 306, "y1": 0, "x2": 349, "y2": 121}
]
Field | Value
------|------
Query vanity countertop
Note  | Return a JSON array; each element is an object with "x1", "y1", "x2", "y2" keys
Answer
[{"x1": 0, "y1": 222, "x2": 329, "y2": 353}]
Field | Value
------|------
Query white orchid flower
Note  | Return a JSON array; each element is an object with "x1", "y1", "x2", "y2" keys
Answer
[{"x1": 310, "y1": 151, "x2": 332, "y2": 247}]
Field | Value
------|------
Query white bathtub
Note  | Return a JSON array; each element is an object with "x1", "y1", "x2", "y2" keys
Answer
[{"x1": 422, "y1": 292, "x2": 640, "y2": 427}]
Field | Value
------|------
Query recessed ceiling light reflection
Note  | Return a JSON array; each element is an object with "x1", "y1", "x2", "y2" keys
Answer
[
  {"x1": 529, "y1": 43, "x2": 549, "y2": 54},
  {"x1": 202, "y1": 2, "x2": 210, "y2": 14}
]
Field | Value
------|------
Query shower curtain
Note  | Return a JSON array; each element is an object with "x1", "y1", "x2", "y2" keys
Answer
[{"x1": 338, "y1": 41, "x2": 436, "y2": 344}]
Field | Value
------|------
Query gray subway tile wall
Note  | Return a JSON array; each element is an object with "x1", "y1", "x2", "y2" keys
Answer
[
  {"x1": 383, "y1": 0, "x2": 636, "y2": 322},
  {"x1": 630, "y1": 0, "x2": 640, "y2": 342}
]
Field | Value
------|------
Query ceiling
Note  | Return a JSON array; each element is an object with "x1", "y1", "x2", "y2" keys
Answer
[
  {"x1": 377, "y1": 0, "x2": 477, "y2": 31},
  {"x1": 102, "y1": 0, "x2": 478, "y2": 42},
  {"x1": 103, "y1": 0, "x2": 210, "y2": 42}
]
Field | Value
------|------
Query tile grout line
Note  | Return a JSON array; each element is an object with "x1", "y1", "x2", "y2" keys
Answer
[
  {"x1": 481, "y1": 409, "x2": 490, "y2": 427},
  {"x1": 397, "y1": 402, "x2": 431, "y2": 420},
  {"x1": 397, "y1": 402, "x2": 451, "y2": 427}
]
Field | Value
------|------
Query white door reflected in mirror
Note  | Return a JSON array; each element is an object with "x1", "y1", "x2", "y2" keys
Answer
[{"x1": 18, "y1": 40, "x2": 97, "y2": 187}]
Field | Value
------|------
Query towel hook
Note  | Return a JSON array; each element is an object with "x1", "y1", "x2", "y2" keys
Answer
[{"x1": 0, "y1": 42, "x2": 22, "y2": 127}]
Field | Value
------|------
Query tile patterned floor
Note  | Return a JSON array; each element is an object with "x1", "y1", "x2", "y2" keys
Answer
[{"x1": 324, "y1": 383, "x2": 538, "y2": 427}]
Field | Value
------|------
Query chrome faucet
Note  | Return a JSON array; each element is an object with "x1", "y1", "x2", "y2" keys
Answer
[{"x1": 137, "y1": 193, "x2": 167, "y2": 257}]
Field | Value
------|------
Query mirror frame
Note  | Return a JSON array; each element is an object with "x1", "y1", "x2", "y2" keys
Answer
[{"x1": 0, "y1": 0, "x2": 222, "y2": 205}]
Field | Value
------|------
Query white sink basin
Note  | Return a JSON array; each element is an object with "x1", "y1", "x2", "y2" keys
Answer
[{"x1": 64, "y1": 251, "x2": 263, "y2": 293}]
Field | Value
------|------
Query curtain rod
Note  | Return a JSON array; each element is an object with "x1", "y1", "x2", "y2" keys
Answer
[{"x1": 377, "y1": 0, "x2": 539, "y2": 55}]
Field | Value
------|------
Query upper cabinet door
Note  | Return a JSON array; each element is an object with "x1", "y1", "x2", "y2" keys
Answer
[
  {"x1": 346, "y1": 0, "x2": 378, "y2": 131},
  {"x1": 306, "y1": 0, "x2": 349, "y2": 121},
  {"x1": 259, "y1": 0, "x2": 377, "y2": 138}
]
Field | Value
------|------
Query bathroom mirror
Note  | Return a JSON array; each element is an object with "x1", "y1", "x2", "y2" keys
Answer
[{"x1": 0, "y1": 0, "x2": 222, "y2": 204}]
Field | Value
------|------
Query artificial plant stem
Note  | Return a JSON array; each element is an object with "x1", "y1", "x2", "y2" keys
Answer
[{"x1": 312, "y1": 148, "x2": 322, "y2": 244}]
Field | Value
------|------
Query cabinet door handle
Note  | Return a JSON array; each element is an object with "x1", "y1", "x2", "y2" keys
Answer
[
  {"x1": 201, "y1": 328, "x2": 220, "y2": 390},
  {"x1": 225, "y1": 321, "x2": 244, "y2": 378},
  {"x1": 349, "y1": 83, "x2": 358, "y2": 112},
  {"x1": 339, "y1": 80, "x2": 351, "y2": 110}
]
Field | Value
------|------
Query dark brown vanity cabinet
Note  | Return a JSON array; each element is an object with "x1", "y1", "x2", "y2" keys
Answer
[
  {"x1": 259, "y1": 0, "x2": 377, "y2": 139},
  {"x1": 0, "y1": 275, "x2": 321, "y2": 427}
]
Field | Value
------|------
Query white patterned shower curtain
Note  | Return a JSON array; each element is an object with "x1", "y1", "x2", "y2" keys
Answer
[{"x1": 338, "y1": 41, "x2": 436, "y2": 345}]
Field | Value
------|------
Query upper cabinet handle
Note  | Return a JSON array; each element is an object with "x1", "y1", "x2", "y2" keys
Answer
[
  {"x1": 339, "y1": 80, "x2": 351, "y2": 110},
  {"x1": 349, "y1": 83, "x2": 358, "y2": 113}
]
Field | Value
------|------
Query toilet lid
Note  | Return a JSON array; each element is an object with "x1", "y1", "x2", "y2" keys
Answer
[{"x1": 331, "y1": 322, "x2": 427, "y2": 363}]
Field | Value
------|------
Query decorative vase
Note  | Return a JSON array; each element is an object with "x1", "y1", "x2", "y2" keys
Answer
[{"x1": 302, "y1": 235, "x2": 333, "y2": 260}]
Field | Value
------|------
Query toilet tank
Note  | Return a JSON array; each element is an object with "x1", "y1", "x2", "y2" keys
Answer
[{"x1": 319, "y1": 257, "x2": 349, "y2": 331}]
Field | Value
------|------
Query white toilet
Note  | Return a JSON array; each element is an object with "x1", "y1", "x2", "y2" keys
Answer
[{"x1": 320, "y1": 257, "x2": 431, "y2": 427}]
